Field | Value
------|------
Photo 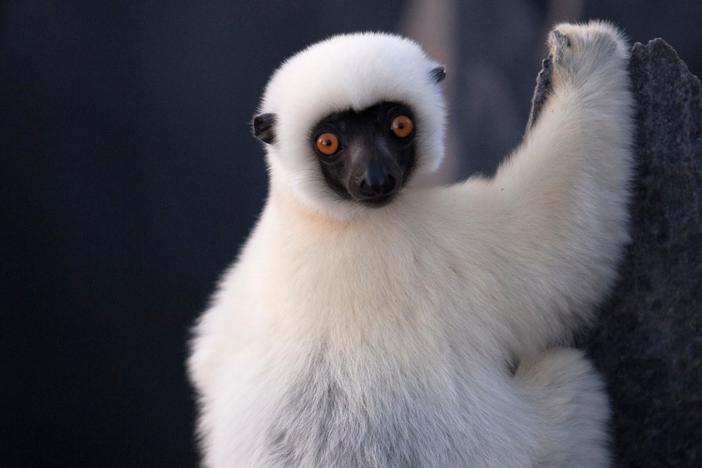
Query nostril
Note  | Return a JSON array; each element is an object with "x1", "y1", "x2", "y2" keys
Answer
[{"x1": 359, "y1": 178, "x2": 370, "y2": 195}]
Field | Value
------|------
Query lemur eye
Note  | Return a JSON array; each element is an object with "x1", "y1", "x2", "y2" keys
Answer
[
  {"x1": 315, "y1": 132, "x2": 340, "y2": 156},
  {"x1": 390, "y1": 115, "x2": 414, "y2": 138}
]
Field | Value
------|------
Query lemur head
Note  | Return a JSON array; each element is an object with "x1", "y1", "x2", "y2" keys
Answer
[{"x1": 253, "y1": 33, "x2": 446, "y2": 218}]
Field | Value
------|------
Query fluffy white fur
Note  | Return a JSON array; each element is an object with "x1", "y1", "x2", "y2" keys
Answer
[{"x1": 189, "y1": 21, "x2": 634, "y2": 468}]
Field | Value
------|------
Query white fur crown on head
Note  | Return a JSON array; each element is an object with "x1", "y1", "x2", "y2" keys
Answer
[{"x1": 257, "y1": 33, "x2": 447, "y2": 215}]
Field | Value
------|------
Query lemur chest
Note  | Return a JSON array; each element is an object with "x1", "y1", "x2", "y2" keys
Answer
[
  {"x1": 264, "y1": 226, "x2": 468, "y2": 325},
  {"x1": 241, "y1": 224, "x2": 509, "y2": 465}
]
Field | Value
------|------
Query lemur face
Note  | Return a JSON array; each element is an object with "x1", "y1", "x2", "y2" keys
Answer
[
  {"x1": 252, "y1": 33, "x2": 447, "y2": 216},
  {"x1": 253, "y1": 101, "x2": 423, "y2": 207},
  {"x1": 309, "y1": 102, "x2": 417, "y2": 207}
]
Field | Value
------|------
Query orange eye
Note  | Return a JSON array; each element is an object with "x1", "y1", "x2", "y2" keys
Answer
[
  {"x1": 390, "y1": 115, "x2": 414, "y2": 138},
  {"x1": 315, "y1": 132, "x2": 339, "y2": 155}
]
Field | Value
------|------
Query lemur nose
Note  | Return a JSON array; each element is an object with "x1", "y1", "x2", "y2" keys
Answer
[{"x1": 360, "y1": 160, "x2": 397, "y2": 197}]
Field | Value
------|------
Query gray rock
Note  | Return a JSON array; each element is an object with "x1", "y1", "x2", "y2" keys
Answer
[{"x1": 528, "y1": 39, "x2": 702, "y2": 467}]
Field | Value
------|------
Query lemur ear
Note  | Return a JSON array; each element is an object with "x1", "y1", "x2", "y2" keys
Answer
[
  {"x1": 430, "y1": 66, "x2": 446, "y2": 83},
  {"x1": 252, "y1": 113, "x2": 276, "y2": 144}
]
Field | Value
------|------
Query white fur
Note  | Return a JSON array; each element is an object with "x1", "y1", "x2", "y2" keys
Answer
[{"x1": 189, "y1": 21, "x2": 633, "y2": 468}]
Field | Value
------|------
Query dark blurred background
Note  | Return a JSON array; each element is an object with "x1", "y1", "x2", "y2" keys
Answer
[{"x1": 2, "y1": 1, "x2": 700, "y2": 466}]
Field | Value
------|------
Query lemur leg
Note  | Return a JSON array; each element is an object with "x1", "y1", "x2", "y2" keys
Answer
[{"x1": 515, "y1": 348, "x2": 611, "y2": 468}]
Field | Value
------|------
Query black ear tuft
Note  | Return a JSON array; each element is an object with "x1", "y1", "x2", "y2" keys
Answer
[
  {"x1": 252, "y1": 113, "x2": 276, "y2": 144},
  {"x1": 430, "y1": 66, "x2": 446, "y2": 83}
]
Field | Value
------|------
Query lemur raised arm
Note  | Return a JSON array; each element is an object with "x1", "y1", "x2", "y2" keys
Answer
[
  {"x1": 448, "y1": 23, "x2": 633, "y2": 359},
  {"x1": 189, "y1": 21, "x2": 633, "y2": 468}
]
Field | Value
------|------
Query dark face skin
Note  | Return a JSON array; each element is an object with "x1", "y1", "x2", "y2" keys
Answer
[{"x1": 309, "y1": 101, "x2": 418, "y2": 207}]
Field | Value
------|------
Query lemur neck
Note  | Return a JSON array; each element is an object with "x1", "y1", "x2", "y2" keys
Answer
[{"x1": 269, "y1": 188, "x2": 350, "y2": 230}]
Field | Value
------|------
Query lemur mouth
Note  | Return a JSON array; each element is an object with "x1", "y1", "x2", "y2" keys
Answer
[{"x1": 358, "y1": 192, "x2": 396, "y2": 207}]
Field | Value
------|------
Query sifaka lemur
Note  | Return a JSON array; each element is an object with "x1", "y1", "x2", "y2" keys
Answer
[{"x1": 188, "y1": 21, "x2": 634, "y2": 468}]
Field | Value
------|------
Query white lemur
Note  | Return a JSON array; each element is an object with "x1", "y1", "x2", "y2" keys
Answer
[{"x1": 188, "y1": 21, "x2": 634, "y2": 468}]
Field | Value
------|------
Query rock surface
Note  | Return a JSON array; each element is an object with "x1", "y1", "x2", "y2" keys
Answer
[{"x1": 529, "y1": 39, "x2": 702, "y2": 467}]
